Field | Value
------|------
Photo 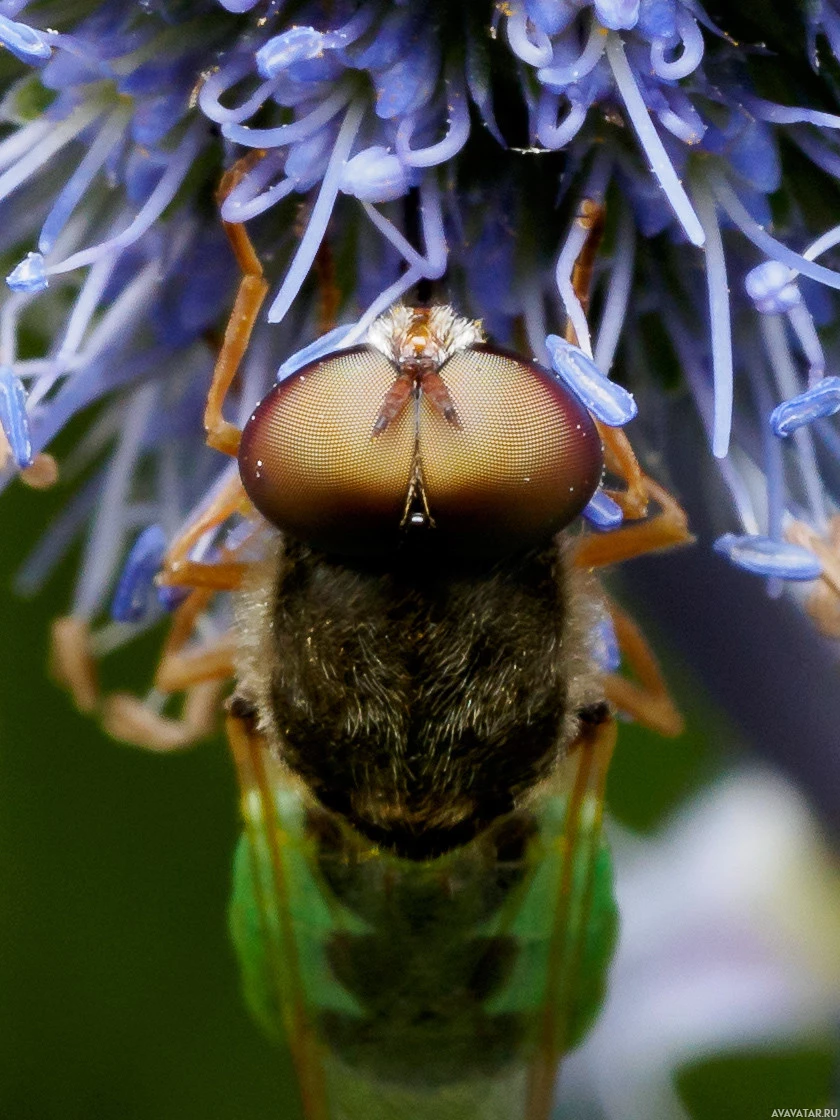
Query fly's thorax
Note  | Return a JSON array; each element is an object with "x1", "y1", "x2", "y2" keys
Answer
[{"x1": 234, "y1": 533, "x2": 603, "y2": 860}]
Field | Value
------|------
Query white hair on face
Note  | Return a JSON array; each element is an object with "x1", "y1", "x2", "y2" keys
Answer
[{"x1": 366, "y1": 304, "x2": 485, "y2": 367}]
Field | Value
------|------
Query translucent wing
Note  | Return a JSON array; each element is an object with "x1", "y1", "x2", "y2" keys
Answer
[{"x1": 226, "y1": 707, "x2": 618, "y2": 1120}]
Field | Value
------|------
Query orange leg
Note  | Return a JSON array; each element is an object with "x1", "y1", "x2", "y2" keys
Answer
[
  {"x1": 563, "y1": 198, "x2": 605, "y2": 331},
  {"x1": 527, "y1": 710, "x2": 616, "y2": 1120},
  {"x1": 154, "y1": 636, "x2": 238, "y2": 694},
  {"x1": 49, "y1": 616, "x2": 99, "y2": 714},
  {"x1": 102, "y1": 680, "x2": 227, "y2": 752},
  {"x1": 52, "y1": 158, "x2": 276, "y2": 750},
  {"x1": 314, "y1": 240, "x2": 341, "y2": 336},
  {"x1": 601, "y1": 599, "x2": 684, "y2": 737},
  {"x1": 50, "y1": 606, "x2": 237, "y2": 753},
  {"x1": 804, "y1": 581, "x2": 840, "y2": 638},
  {"x1": 558, "y1": 195, "x2": 686, "y2": 736},
  {"x1": 102, "y1": 581, "x2": 242, "y2": 751},
  {"x1": 204, "y1": 153, "x2": 270, "y2": 458},
  {"x1": 153, "y1": 585, "x2": 238, "y2": 692},
  {"x1": 786, "y1": 516, "x2": 840, "y2": 639},
  {"x1": 561, "y1": 198, "x2": 648, "y2": 520},
  {"x1": 598, "y1": 423, "x2": 649, "y2": 520},
  {"x1": 574, "y1": 476, "x2": 692, "y2": 569},
  {"x1": 52, "y1": 575, "x2": 242, "y2": 751},
  {"x1": 158, "y1": 473, "x2": 252, "y2": 590},
  {"x1": 227, "y1": 701, "x2": 331, "y2": 1120}
]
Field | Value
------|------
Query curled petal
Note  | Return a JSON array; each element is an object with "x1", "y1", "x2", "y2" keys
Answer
[
  {"x1": 198, "y1": 55, "x2": 280, "y2": 125},
  {"x1": 745, "y1": 260, "x2": 801, "y2": 315},
  {"x1": 0, "y1": 13, "x2": 51, "y2": 63},
  {"x1": 545, "y1": 335, "x2": 637, "y2": 426},
  {"x1": 111, "y1": 525, "x2": 166, "y2": 623},
  {"x1": 595, "y1": 0, "x2": 640, "y2": 32},
  {"x1": 0, "y1": 366, "x2": 33, "y2": 468},
  {"x1": 340, "y1": 146, "x2": 412, "y2": 201},
  {"x1": 256, "y1": 27, "x2": 325, "y2": 79},
  {"x1": 649, "y1": 11, "x2": 704, "y2": 80},
  {"x1": 714, "y1": 534, "x2": 823, "y2": 581},
  {"x1": 538, "y1": 19, "x2": 605, "y2": 90},
  {"x1": 583, "y1": 490, "x2": 624, "y2": 529},
  {"x1": 771, "y1": 378, "x2": 840, "y2": 438},
  {"x1": 506, "y1": 6, "x2": 553, "y2": 68},
  {"x1": 396, "y1": 75, "x2": 470, "y2": 167},
  {"x1": 7, "y1": 251, "x2": 47, "y2": 293},
  {"x1": 536, "y1": 91, "x2": 588, "y2": 149}
]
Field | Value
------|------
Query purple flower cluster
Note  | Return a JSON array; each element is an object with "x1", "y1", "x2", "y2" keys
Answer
[{"x1": 1, "y1": 0, "x2": 840, "y2": 653}]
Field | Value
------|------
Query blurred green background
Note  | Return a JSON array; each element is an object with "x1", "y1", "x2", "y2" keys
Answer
[
  {"x1": 0, "y1": 474, "x2": 836, "y2": 1119},
  {"x1": 0, "y1": 478, "x2": 297, "y2": 1118}
]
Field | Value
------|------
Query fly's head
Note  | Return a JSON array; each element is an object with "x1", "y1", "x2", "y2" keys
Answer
[{"x1": 237, "y1": 304, "x2": 604, "y2": 561}]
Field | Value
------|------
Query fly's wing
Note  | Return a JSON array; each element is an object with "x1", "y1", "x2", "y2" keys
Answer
[
  {"x1": 226, "y1": 708, "x2": 343, "y2": 1120},
  {"x1": 226, "y1": 707, "x2": 618, "y2": 1120},
  {"x1": 484, "y1": 715, "x2": 620, "y2": 1120}
]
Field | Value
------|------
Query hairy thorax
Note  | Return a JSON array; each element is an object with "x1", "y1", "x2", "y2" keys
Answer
[{"x1": 235, "y1": 536, "x2": 601, "y2": 859}]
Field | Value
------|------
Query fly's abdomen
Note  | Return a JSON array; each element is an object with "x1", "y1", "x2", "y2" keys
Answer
[
  {"x1": 229, "y1": 756, "x2": 618, "y2": 1120},
  {"x1": 311, "y1": 809, "x2": 533, "y2": 1088}
]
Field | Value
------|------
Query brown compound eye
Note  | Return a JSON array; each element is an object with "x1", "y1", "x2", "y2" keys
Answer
[
  {"x1": 238, "y1": 342, "x2": 603, "y2": 558},
  {"x1": 238, "y1": 346, "x2": 415, "y2": 556},
  {"x1": 417, "y1": 345, "x2": 603, "y2": 555}
]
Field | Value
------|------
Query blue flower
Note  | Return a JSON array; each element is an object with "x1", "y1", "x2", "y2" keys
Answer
[{"x1": 2, "y1": 1, "x2": 840, "y2": 651}]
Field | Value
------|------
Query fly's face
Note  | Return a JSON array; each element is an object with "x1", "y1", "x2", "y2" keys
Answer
[{"x1": 237, "y1": 305, "x2": 603, "y2": 559}]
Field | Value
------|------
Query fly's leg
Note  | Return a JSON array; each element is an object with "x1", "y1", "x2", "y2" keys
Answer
[
  {"x1": 563, "y1": 197, "x2": 605, "y2": 328},
  {"x1": 562, "y1": 196, "x2": 688, "y2": 728},
  {"x1": 112, "y1": 154, "x2": 272, "y2": 734},
  {"x1": 101, "y1": 680, "x2": 227, "y2": 752},
  {"x1": 105, "y1": 542, "x2": 248, "y2": 749},
  {"x1": 103, "y1": 578, "x2": 243, "y2": 749},
  {"x1": 227, "y1": 699, "x2": 330, "y2": 1120},
  {"x1": 601, "y1": 598, "x2": 684, "y2": 736},
  {"x1": 574, "y1": 476, "x2": 692, "y2": 569},
  {"x1": 205, "y1": 153, "x2": 270, "y2": 458},
  {"x1": 49, "y1": 616, "x2": 99, "y2": 714},
  {"x1": 50, "y1": 159, "x2": 269, "y2": 748},
  {"x1": 562, "y1": 199, "x2": 649, "y2": 519},
  {"x1": 597, "y1": 423, "x2": 649, "y2": 519},
  {"x1": 527, "y1": 708, "x2": 617, "y2": 1120},
  {"x1": 314, "y1": 238, "x2": 341, "y2": 336},
  {"x1": 786, "y1": 516, "x2": 840, "y2": 638},
  {"x1": 51, "y1": 556, "x2": 243, "y2": 751},
  {"x1": 170, "y1": 154, "x2": 271, "y2": 582},
  {"x1": 571, "y1": 483, "x2": 688, "y2": 736},
  {"x1": 49, "y1": 612, "x2": 229, "y2": 751},
  {"x1": 158, "y1": 472, "x2": 252, "y2": 590},
  {"x1": 154, "y1": 631, "x2": 238, "y2": 694}
]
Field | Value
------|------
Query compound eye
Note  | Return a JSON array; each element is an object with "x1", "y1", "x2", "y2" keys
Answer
[
  {"x1": 417, "y1": 345, "x2": 603, "y2": 555},
  {"x1": 238, "y1": 346, "x2": 415, "y2": 556}
]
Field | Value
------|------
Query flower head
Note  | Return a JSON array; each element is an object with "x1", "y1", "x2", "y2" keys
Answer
[{"x1": 1, "y1": 1, "x2": 840, "y2": 670}]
